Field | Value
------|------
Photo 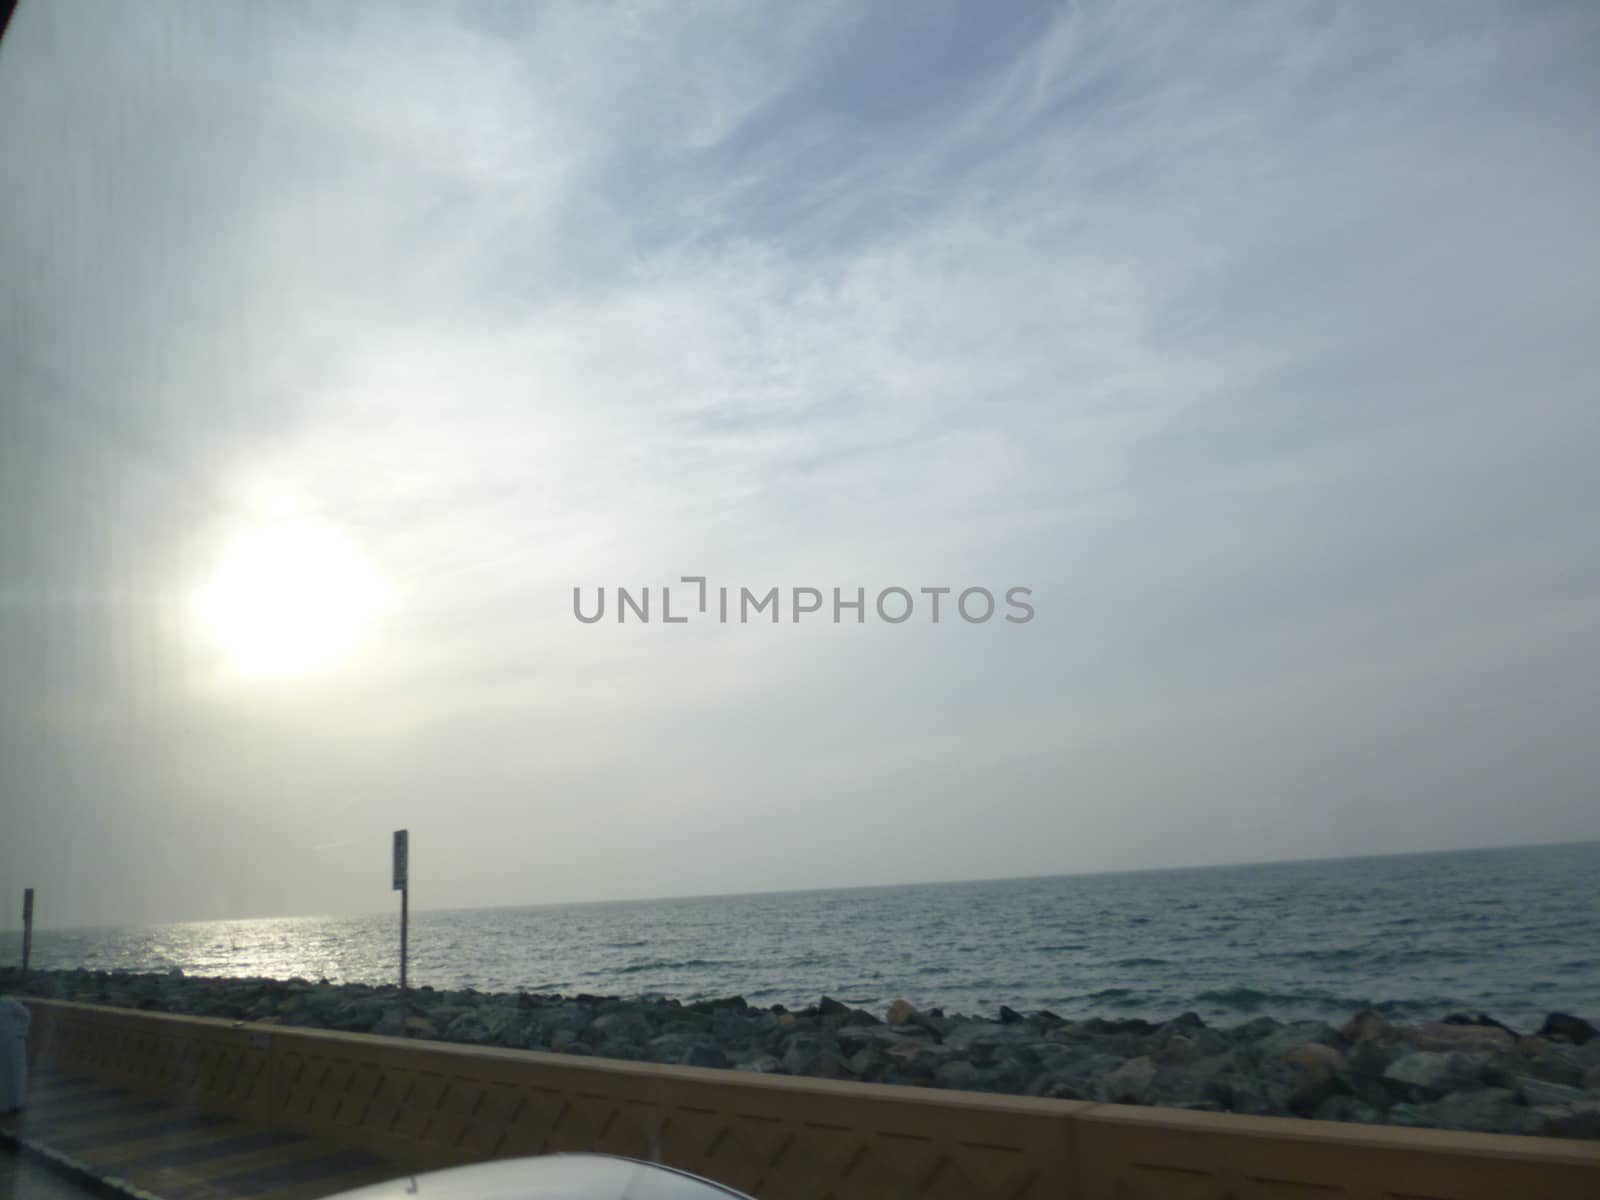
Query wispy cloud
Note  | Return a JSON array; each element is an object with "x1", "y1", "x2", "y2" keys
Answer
[{"x1": 3, "y1": 0, "x2": 1598, "y2": 922}]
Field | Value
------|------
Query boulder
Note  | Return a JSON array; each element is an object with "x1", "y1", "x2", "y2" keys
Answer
[
  {"x1": 1532, "y1": 1103, "x2": 1600, "y2": 1139},
  {"x1": 590, "y1": 1010, "x2": 653, "y2": 1046},
  {"x1": 1311, "y1": 1094, "x2": 1383, "y2": 1126},
  {"x1": 1101, "y1": 1056, "x2": 1158, "y2": 1105},
  {"x1": 812, "y1": 1051, "x2": 850, "y2": 1080},
  {"x1": 781, "y1": 1034, "x2": 824, "y2": 1075},
  {"x1": 846, "y1": 1045, "x2": 888, "y2": 1080},
  {"x1": 1152, "y1": 1036, "x2": 1198, "y2": 1067},
  {"x1": 1517, "y1": 1036, "x2": 1554, "y2": 1058},
  {"x1": 442, "y1": 1013, "x2": 493, "y2": 1044},
  {"x1": 1282, "y1": 1043, "x2": 1346, "y2": 1080},
  {"x1": 1520, "y1": 1049, "x2": 1586, "y2": 1088},
  {"x1": 1229, "y1": 1017, "x2": 1282, "y2": 1043},
  {"x1": 885, "y1": 1046, "x2": 939, "y2": 1083},
  {"x1": 1082, "y1": 1017, "x2": 1159, "y2": 1037},
  {"x1": 681, "y1": 1044, "x2": 729, "y2": 1070},
  {"x1": 1517, "y1": 1077, "x2": 1593, "y2": 1107},
  {"x1": 1442, "y1": 1012, "x2": 1520, "y2": 1038},
  {"x1": 941, "y1": 1020, "x2": 1034, "y2": 1056},
  {"x1": 886, "y1": 999, "x2": 916, "y2": 1026},
  {"x1": 1401, "y1": 1022, "x2": 1514, "y2": 1054},
  {"x1": 1257, "y1": 1022, "x2": 1340, "y2": 1059},
  {"x1": 834, "y1": 1023, "x2": 914, "y2": 1050},
  {"x1": 1537, "y1": 1013, "x2": 1597, "y2": 1045},
  {"x1": 936, "y1": 1059, "x2": 981, "y2": 1090},
  {"x1": 1389, "y1": 1090, "x2": 1546, "y2": 1136},
  {"x1": 1339, "y1": 1010, "x2": 1395, "y2": 1044},
  {"x1": 1382, "y1": 1051, "x2": 1491, "y2": 1100},
  {"x1": 686, "y1": 995, "x2": 749, "y2": 1015}
]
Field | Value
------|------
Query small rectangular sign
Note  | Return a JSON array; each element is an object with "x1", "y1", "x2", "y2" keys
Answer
[
  {"x1": 392, "y1": 830, "x2": 408, "y2": 891},
  {"x1": 22, "y1": 888, "x2": 33, "y2": 920}
]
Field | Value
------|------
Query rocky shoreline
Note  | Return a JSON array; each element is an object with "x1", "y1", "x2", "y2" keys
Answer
[{"x1": 6, "y1": 967, "x2": 1598, "y2": 1139}]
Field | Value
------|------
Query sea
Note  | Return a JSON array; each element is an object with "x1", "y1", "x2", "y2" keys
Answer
[{"x1": 6, "y1": 842, "x2": 1598, "y2": 1032}]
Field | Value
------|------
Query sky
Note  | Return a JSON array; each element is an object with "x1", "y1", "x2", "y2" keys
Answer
[{"x1": 2, "y1": 1, "x2": 1598, "y2": 930}]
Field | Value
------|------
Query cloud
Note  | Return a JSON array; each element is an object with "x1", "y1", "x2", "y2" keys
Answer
[{"x1": 2, "y1": 0, "x2": 1598, "y2": 924}]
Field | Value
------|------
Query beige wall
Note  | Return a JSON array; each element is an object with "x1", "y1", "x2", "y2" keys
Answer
[{"x1": 24, "y1": 1000, "x2": 1600, "y2": 1199}]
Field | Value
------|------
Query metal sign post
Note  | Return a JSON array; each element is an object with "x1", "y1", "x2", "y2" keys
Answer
[
  {"x1": 393, "y1": 831, "x2": 409, "y2": 1028},
  {"x1": 20, "y1": 888, "x2": 34, "y2": 990}
]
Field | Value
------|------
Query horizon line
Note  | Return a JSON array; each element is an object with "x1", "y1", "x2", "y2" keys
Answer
[{"x1": 6, "y1": 834, "x2": 1596, "y2": 936}]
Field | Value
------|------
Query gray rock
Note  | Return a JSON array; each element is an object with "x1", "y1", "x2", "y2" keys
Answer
[
  {"x1": 1230, "y1": 1016, "x2": 1283, "y2": 1044},
  {"x1": 1532, "y1": 1104, "x2": 1600, "y2": 1139},
  {"x1": 846, "y1": 1045, "x2": 887, "y2": 1079},
  {"x1": 1401, "y1": 1022, "x2": 1516, "y2": 1054},
  {"x1": 1413, "y1": 1089, "x2": 1543, "y2": 1135},
  {"x1": 1537, "y1": 1013, "x2": 1598, "y2": 1045},
  {"x1": 1311, "y1": 1094, "x2": 1383, "y2": 1125},
  {"x1": 1517, "y1": 1076, "x2": 1595, "y2": 1107},
  {"x1": 682, "y1": 1043, "x2": 729, "y2": 1069},
  {"x1": 1383, "y1": 1051, "x2": 1492, "y2": 1100},
  {"x1": 935, "y1": 1059, "x2": 981, "y2": 1090},
  {"x1": 834, "y1": 1023, "x2": 914, "y2": 1051},
  {"x1": 782, "y1": 1034, "x2": 824, "y2": 1075},
  {"x1": 1519, "y1": 1050, "x2": 1587, "y2": 1088},
  {"x1": 735, "y1": 1055, "x2": 782, "y2": 1073},
  {"x1": 590, "y1": 1010, "x2": 653, "y2": 1046},
  {"x1": 1339, "y1": 1009, "x2": 1396, "y2": 1044},
  {"x1": 1100, "y1": 1056, "x2": 1158, "y2": 1105},
  {"x1": 442, "y1": 1013, "x2": 492, "y2": 1043},
  {"x1": 1257, "y1": 1022, "x2": 1340, "y2": 1060},
  {"x1": 1395, "y1": 1088, "x2": 1542, "y2": 1139}
]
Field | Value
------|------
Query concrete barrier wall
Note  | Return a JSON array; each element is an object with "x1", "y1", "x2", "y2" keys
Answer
[{"x1": 24, "y1": 1000, "x2": 1600, "y2": 1199}]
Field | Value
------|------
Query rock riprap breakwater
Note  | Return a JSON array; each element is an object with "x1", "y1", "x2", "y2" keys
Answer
[{"x1": 6, "y1": 968, "x2": 1599, "y2": 1139}]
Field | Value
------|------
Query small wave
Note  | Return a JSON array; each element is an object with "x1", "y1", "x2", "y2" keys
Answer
[
  {"x1": 1114, "y1": 957, "x2": 1172, "y2": 968},
  {"x1": 1261, "y1": 947, "x2": 1364, "y2": 964},
  {"x1": 1195, "y1": 986, "x2": 1275, "y2": 1010},
  {"x1": 614, "y1": 958, "x2": 735, "y2": 975}
]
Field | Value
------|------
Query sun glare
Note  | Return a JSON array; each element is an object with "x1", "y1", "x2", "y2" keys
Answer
[{"x1": 193, "y1": 524, "x2": 387, "y2": 678}]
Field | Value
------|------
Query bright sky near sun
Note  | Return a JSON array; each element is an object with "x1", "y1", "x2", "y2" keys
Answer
[
  {"x1": 193, "y1": 524, "x2": 387, "y2": 679},
  {"x1": 2, "y1": 2, "x2": 1599, "y2": 928}
]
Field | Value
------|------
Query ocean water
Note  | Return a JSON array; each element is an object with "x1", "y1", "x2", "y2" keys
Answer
[{"x1": 6, "y1": 842, "x2": 1598, "y2": 1031}]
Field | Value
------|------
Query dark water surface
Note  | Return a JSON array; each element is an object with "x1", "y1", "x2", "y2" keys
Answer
[{"x1": 8, "y1": 842, "x2": 1597, "y2": 1030}]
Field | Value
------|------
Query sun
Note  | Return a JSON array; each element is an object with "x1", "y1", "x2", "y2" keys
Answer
[{"x1": 193, "y1": 523, "x2": 387, "y2": 678}]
